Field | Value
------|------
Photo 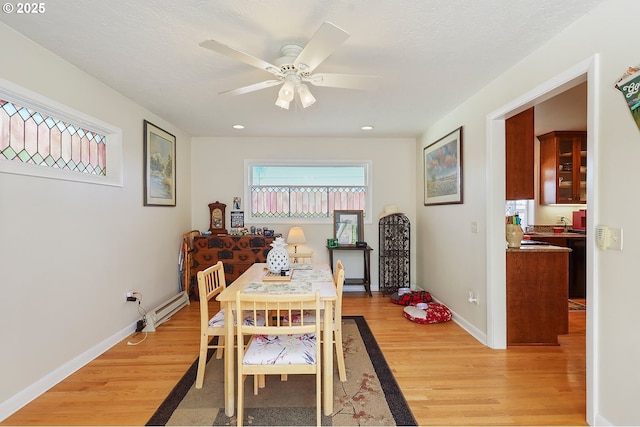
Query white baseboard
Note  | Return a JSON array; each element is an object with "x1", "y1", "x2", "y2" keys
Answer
[
  {"x1": 0, "y1": 321, "x2": 136, "y2": 422},
  {"x1": 413, "y1": 288, "x2": 488, "y2": 346},
  {"x1": 594, "y1": 413, "x2": 613, "y2": 426},
  {"x1": 447, "y1": 306, "x2": 488, "y2": 346}
]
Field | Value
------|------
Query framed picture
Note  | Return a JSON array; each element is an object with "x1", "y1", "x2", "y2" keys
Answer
[
  {"x1": 423, "y1": 126, "x2": 463, "y2": 206},
  {"x1": 333, "y1": 210, "x2": 364, "y2": 246},
  {"x1": 233, "y1": 196, "x2": 242, "y2": 210},
  {"x1": 143, "y1": 120, "x2": 176, "y2": 206},
  {"x1": 230, "y1": 211, "x2": 244, "y2": 228}
]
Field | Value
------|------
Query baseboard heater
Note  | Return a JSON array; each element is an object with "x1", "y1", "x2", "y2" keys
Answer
[{"x1": 143, "y1": 291, "x2": 190, "y2": 332}]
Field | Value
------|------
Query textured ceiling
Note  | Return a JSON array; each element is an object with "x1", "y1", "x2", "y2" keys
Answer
[{"x1": 0, "y1": 0, "x2": 605, "y2": 138}]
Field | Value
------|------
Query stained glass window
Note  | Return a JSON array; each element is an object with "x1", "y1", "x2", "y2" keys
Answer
[
  {"x1": 246, "y1": 162, "x2": 371, "y2": 223},
  {"x1": 0, "y1": 98, "x2": 107, "y2": 175}
]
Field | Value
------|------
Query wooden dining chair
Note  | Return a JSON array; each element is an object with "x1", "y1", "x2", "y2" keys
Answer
[
  {"x1": 196, "y1": 261, "x2": 267, "y2": 390},
  {"x1": 235, "y1": 291, "x2": 322, "y2": 427},
  {"x1": 289, "y1": 250, "x2": 314, "y2": 264},
  {"x1": 332, "y1": 260, "x2": 347, "y2": 382},
  {"x1": 195, "y1": 261, "x2": 227, "y2": 389},
  {"x1": 282, "y1": 260, "x2": 347, "y2": 382}
]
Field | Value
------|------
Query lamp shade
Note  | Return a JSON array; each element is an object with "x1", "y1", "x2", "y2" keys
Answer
[
  {"x1": 298, "y1": 84, "x2": 316, "y2": 108},
  {"x1": 278, "y1": 80, "x2": 295, "y2": 102},
  {"x1": 287, "y1": 226, "x2": 306, "y2": 244},
  {"x1": 275, "y1": 97, "x2": 290, "y2": 109}
]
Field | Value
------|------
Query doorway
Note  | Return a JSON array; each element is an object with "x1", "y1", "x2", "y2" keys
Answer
[{"x1": 485, "y1": 55, "x2": 599, "y2": 425}]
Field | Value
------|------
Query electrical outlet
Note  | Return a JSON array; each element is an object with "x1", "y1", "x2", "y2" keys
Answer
[
  {"x1": 125, "y1": 290, "x2": 138, "y2": 302},
  {"x1": 468, "y1": 290, "x2": 479, "y2": 305},
  {"x1": 471, "y1": 221, "x2": 479, "y2": 234}
]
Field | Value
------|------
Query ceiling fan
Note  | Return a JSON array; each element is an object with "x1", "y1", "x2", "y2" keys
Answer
[{"x1": 199, "y1": 21, "x2": 381, "y2": 110}]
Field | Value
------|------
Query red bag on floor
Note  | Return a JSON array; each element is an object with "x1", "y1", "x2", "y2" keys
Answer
[
  {"x1": 403, "y1": 303, "x2": 452, "y2": 324},
  {"x1": 390, "y1": 290, "x2": 432, "y2": 306}
]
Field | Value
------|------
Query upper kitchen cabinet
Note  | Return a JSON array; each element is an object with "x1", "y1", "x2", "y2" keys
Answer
[
  {"x1": 539, "y1": 131, "x2": 587, "y2": 205},
  {"x1": 505, "y1": 108, "x2": 535, "y2": 200}
]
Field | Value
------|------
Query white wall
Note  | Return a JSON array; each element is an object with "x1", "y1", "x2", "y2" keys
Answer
[
  {"x1": 0, "y1": 23, "x2": 191, "y2": 414},
  {"x1": 415, "y1": 0, "x2": 640, "y2": 424},
  {"x1": 191, "y1": 136, "x2": 416, "y2": 291}
]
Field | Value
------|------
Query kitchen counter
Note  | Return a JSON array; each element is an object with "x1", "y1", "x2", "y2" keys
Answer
[
  {"x1": 507, "y1": 244, "x2": 571, "y2": 253},
  {"x1": 524, "y1": 232, "x2": 586, "y2": 299},
  {"x1": 525, "y1": 231, "x2": 585, "y2": 238},
  {"x1": 506, "y1": 247, "x2": 569, "y2": 345}
]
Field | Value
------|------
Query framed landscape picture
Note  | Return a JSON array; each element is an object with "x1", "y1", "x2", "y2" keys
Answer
[
  {"x1": 333, "y1": 210, "x2": 364, "y2": 246},
  {"x1": 423, "y1": 126, "x2": 463, "y2": 206},
  {"x1": 143, "y1": 120, "x2": 176, "y2": 206}
]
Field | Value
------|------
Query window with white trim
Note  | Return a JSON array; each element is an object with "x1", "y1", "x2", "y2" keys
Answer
[
  {"x1": 245, "y1": 160, "x2": 372, "y2": 224},
  {"x1": 0, "y1": 98, "x2": 107, "y2": 175},
  {"x1": 0, "y1": 79, "x2": 122, "y2": 187},
  {"x1": 505, "y1": 199, "x2": 534, "y2": 229}
]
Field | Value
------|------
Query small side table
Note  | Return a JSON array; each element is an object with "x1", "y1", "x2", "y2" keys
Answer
[{"x1": 327, "y1": 245, "x2": 373, "y2": 296}]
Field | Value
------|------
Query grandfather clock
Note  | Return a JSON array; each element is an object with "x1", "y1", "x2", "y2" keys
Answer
[{"x1": 208, "y1": 201, "x2": 226, "y2": 234}]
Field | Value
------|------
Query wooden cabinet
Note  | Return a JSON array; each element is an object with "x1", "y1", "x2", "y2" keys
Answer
[
  {"x1": 526, "y1": 234, "x2": 586, "y2": 298},
  {"x1": 506, "y1": 249, "x2": 569, "y2": 345},
  {"x1": 505, "y1": 108, "x2": 535, "y2": 200},
  {"x1": 188, "y1": 235, "x2": 274, "y2": 297},
  {"x1": 539, "y1": 131, "x2": 587, "y2": 205}
]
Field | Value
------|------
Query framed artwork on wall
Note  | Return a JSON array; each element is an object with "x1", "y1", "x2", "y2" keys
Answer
[
  {"x1": 333, "y1": 210, "x2": 364, "y2": 246},
  {"x1": 423, "y1": 126, "x2": 463, "y2": 206},
  {"x1": 143, "y1": 120, "x2": 176, "y2": 206},
  {"x1": 233, "y1": 196, "x2": 242, "y2": 210},
  {"x1": 231, "y1": 211, "x2": 244, "y2": 228}
]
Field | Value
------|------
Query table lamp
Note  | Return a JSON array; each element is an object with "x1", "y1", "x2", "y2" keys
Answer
[{"x1": 287, "y1": 226, "x2": 306, "y2": 253}]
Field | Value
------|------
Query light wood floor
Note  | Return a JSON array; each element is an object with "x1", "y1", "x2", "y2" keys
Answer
[{"x1": 1, "y1": 293, "x2": 586, "y2": 426}]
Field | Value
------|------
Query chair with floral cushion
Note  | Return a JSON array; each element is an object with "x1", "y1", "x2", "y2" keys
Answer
[
  {"x1": 196, "y1": 261, "x2": 266, "y2": 389},
  {"x1": 235, "y1": 291, "x2": 322, "y2": 427},
  {"x1": 283, "y1": 260, "x2": 346, "y2": 381}
]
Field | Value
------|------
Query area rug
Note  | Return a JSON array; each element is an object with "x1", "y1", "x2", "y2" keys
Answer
[
  {"x1": 147, "y1": 316, "x2": 416, "y2": 426},
  {"x1": 569, "y1": 299, "x2": 587, "y2": 311}
]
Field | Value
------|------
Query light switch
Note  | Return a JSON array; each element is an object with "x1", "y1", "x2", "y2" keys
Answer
[{"x1": 610, "y1": 227, "x2": 623, "y2": 251}]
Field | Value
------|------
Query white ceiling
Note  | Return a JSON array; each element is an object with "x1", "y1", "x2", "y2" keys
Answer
[{"x1": 0, "y1": 0, "x2": 605, "y2": 138}]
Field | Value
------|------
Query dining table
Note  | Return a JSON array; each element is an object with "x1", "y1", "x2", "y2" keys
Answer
[{"x1": 216, "y1": 262, "x2": 337, "y2": 417}]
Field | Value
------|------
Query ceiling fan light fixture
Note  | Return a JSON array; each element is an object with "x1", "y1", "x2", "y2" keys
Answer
[
  {"x1": 200, "y1": 22, "x2": 381, "y2": 112},
  {"x1": 278, "y1": 80, "x2": 295, "y2": 102},
  {"x1": 275, "y1": 96, "x2": 290, "y2": 110},
  {"x1": 297, "y1": 84, "x2": 316, "y2": 108}
]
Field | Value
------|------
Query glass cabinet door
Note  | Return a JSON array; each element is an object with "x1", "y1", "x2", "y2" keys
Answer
[
  {"x1": 539, "y1": 131, "x2": 587, "y2": 205},
  {"x1": 578, "y1": 138, "x2": 587, "y2": 202},
  {"x1": 557, "y1": 137, "x2": 575, "y2": 203}
]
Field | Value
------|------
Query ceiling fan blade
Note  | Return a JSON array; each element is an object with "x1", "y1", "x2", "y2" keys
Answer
[
  {"x1": 306, "y1": 73, "x2": 381, "y2": 90},
  {"x1": 219, "y1": 79, "x2": 283, "y2": 96},
  {"x1": 293, "y1": 21, "x2": 350, "y2": 73},
  {"x1": 199, "y1": 40, "x2": 282, "y2": 77}
]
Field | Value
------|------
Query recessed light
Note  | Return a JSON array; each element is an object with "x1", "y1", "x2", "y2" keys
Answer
[
  {"x1": 232, "y1": 124, "x2": 245, "y2": 130},
  {"x1": 361, "y1": 125, "x2": 374, "y2": 131}
]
